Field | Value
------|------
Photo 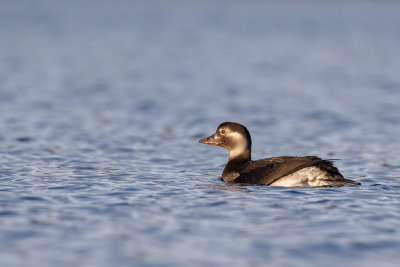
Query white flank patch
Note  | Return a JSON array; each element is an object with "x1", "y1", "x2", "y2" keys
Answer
[{"x1": 270, "y1": 167, "x2": 332, "y2": 187}]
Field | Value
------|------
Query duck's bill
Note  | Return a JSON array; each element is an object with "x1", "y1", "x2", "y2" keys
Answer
[{"x1": 199, "y1": 134, "x2": 219, "y2": 145}]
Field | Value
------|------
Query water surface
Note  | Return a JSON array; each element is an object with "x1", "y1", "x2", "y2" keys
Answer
[{"x1": 1, "y1": 0, "x2": 400, "y2": 266}]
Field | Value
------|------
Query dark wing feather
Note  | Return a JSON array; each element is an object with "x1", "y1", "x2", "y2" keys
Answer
[{"x1": 233, "y1": 156, "x2": 340, "y2": 185}]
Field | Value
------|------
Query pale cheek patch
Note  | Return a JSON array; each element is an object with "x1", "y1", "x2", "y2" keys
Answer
[
  {"x1": 228, "y1": 132, "x2": 248, "y2": 158},
  {"x1": 228, "y1": 132, "x2": 247, "y2": 144}
]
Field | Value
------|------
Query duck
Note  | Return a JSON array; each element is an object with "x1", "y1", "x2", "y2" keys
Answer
[{"x1": 199, "y1": 122, "x2": 361, "y2": 187}]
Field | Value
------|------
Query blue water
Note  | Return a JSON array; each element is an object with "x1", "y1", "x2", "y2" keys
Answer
[{"x1": 1, "y1": 0, "x2": 400, "y2": 266}]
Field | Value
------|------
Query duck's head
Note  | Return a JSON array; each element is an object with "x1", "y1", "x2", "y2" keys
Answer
[{"x1": 199, "y1": 122, "x2": 252, "y2": 161}]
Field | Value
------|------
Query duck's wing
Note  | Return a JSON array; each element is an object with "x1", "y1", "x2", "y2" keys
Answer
[{"x1": 234, "y1": 156, "x2": 339, "y2": 185}]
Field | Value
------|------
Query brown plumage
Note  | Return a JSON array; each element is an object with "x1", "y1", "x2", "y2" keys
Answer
[
  {"x1": 233, "y1": 156, "x2": 360, "y2": 186},
  {"x1": 199, "y1": 122, "x2": 361, "y2": 187}
]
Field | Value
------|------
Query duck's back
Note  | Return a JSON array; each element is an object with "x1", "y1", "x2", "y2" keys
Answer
[{"x1": 233, "y1": 156, "x2": 360, "y2": 187}]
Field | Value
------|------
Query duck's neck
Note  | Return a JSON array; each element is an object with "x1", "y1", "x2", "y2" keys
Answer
[
  {"x1": 229, "y1": 147, "x2": 251, "y2": 162},
  {"x1": 222, "y1": 148, "x2": 251, "y2": 182}
]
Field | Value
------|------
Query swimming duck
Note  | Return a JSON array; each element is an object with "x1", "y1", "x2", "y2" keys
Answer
[{"x1": 199, "y1": 122, "x2": 360, "y2": 187}]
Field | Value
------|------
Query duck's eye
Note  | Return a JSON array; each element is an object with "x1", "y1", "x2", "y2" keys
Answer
[{"x1": 220, "y1": 129, "x2": 226, "y2": 134}]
